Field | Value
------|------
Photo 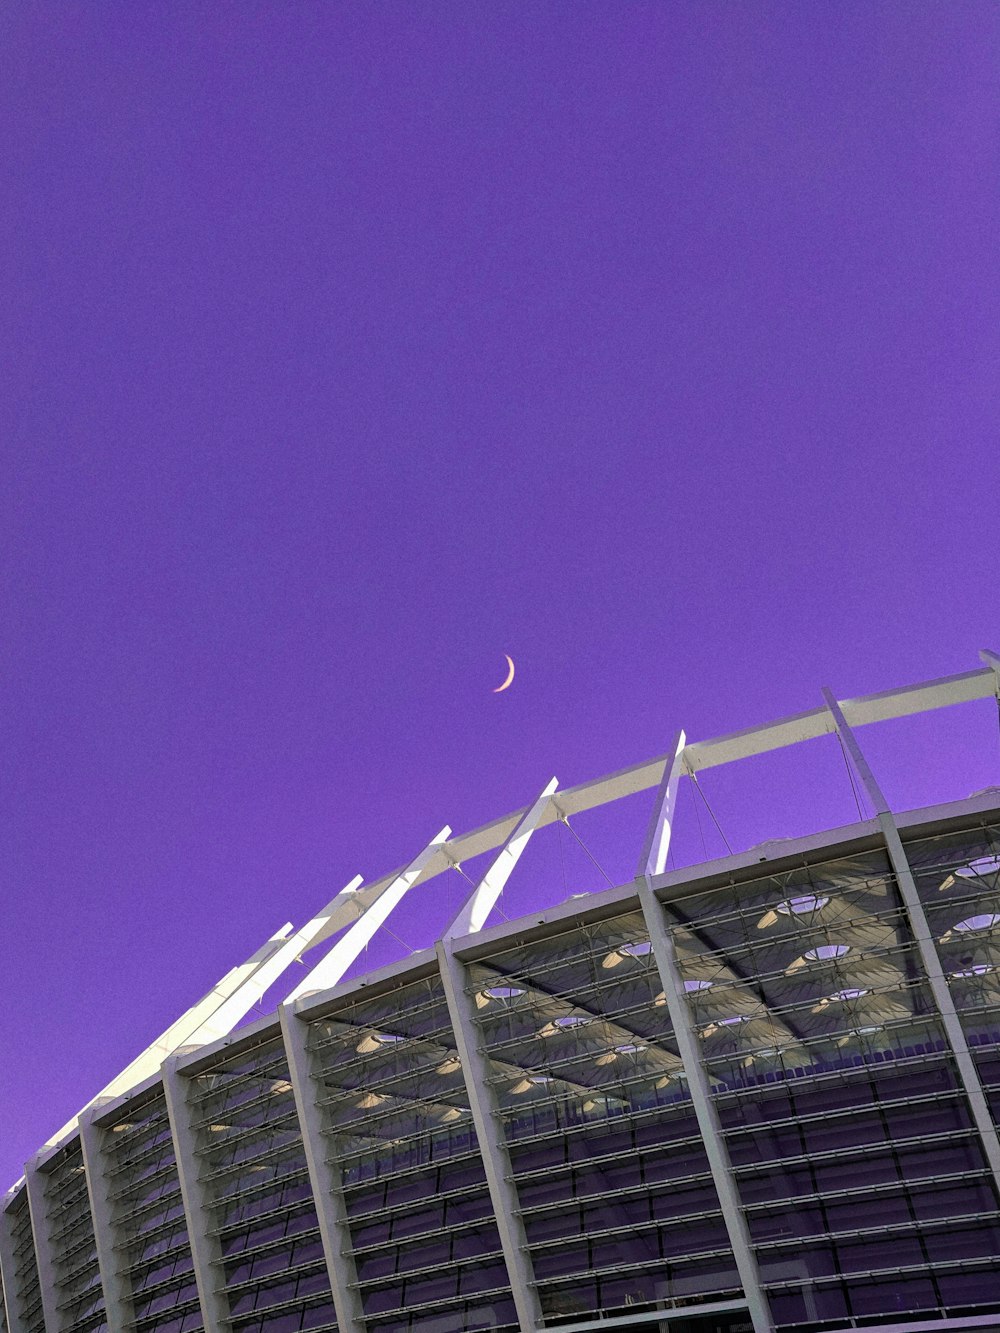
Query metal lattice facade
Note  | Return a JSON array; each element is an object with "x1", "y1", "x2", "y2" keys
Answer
[{"x1": 6, "y1": 658, "x2": 1000, "y2": 1333}]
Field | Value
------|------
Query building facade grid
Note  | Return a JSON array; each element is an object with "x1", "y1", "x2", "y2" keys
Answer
[{"x1": 5, "y1": 663, "x2": 1000, "y2": 1333}]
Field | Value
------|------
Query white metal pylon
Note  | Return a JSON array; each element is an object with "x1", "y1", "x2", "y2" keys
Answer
[
  {"x1": 445, "y1": 778, "x2": 558, "y2": 939},
  {"x1": 286, "y1": 827, "x2": 452, "y2": 1002},
  {"x1": 637, "y1": 729, "x2": 686, "y2": 879},
  {"x1": 183, "y1": 875, "x2": 365, "y2": 1047}
]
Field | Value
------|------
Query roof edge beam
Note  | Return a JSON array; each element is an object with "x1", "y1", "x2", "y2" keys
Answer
[
  {"x1": 840, "y1": 666, "x2": 994, "y2": 728},
  {"x1": 305, "y1": 658, "x2": 999, "y2": 952}
]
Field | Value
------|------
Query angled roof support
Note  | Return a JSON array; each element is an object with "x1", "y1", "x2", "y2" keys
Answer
[
  {"x1": 287, "y1": 827, "x2": 452, "y2": 1003},
  {"x1": 279, "y1": 1001, "x2": 367, "y2": 1333},
  {"x1": 636, "y1": 876, "x2": 774, "y2": 1333},
  {"x1": 822, "y1": 686, "x2": 1000, "y2": 1195},
  {"x1": 182, "y1": 875, "x2": 365, "y2": 1048},
  {"x1": 445, "y1": 778, "x2": 559, "y2": 939},
  {"x1": 436, "y1": 938, "x2": 544, "y2": 1332},
  {"x1": 638, "y1": 729, "x2": 686, "y2": 879},
  {"x1": 78, "y1": 1106, "x2": 133, "y2": 1333},
  {"x1": 45, "y1": 922, "x2": 295, "y2": 1147},
  {"x1": 22, "y1": 1155, "x2": 60, "y2": 1333},
  {"x1": 294, "y1": 660, "x2": 997, "y2": 935},
  {"x1": 162, "y1": 1057, "x2": 230, "y2": 1333}
]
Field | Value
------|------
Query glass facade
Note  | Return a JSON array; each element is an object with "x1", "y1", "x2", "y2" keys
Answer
[
  {"x1": 39, "y1": 1140, "x2": 106, "y2": 1333},
  {"x1": 7, "y1": 1191, "x2": 44, "y2": 1333},
  {"x1": 303, "y1": 970, "x2": 517, "y2": 1333},
  {"x1": 468, "y1": 908, "x2": 740, "y2": 1324},
  {"x1": 660, "y1": 835, "x2": 1000, "y2": 1329},
  {"x1": 187, "y1": 1030, "x2": 337, "y2": 1332},
  {"x1": 5, "y1": 810, "x2": 1000, "y2": 1333},
  {"x1": 101, "y1": 1088, "x2": 203, "y2": 1333},
  {"x1": 906, "y1": 821, "x2": 1000, "y2": 1062}
]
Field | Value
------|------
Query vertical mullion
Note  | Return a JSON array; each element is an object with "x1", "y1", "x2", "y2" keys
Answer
[
  {"x1": 824, "y1": 688, "x2": 1000, "y2": 1196},
  {"x1": 22, "y1": 1156, "x2": 60, "y2": 1333},
  {"x1": 278, "y1": 1001, "x2": 367, "y2": 1333},
  {"x1": 436, "y1": 940, "x2": 543, "y2": 1333},
  {"x1": 162, "y1": 1057, "x2": 230, "y2": 1333},
  {"x1": 636, "y1": 876, "x2": 775, "y2": 1333},
  {"x1": 78, "y1": 1108, "x2": 135, "y2": 1333}
]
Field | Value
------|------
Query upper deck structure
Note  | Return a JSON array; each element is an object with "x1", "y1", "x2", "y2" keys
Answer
[{"x1": 4, "y1": 651, "x2": 1000, "y2": 1333}]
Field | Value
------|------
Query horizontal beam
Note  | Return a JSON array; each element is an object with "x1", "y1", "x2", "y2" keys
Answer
[
  {"x1": 301, "y1": 662, "x2": 996, "y2": 957},
  {"x1": 840, "y1": 667, "x2": 995, "y2": 727}
]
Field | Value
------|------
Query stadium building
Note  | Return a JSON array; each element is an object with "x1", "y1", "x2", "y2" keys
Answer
[{"x1": 4, "y1": 654, "x2": 1000, "y2": 1333}]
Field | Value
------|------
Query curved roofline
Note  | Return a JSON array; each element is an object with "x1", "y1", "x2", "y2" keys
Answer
[
  {"x1": 304, "y1": 657, "x2": 1000, "y2": 955},
  {"x1": 22, "y1": 654, "x2": 1000, "y2": 1168},
  {"x1": 162, "y1": 788, "x2": 1000, "y2": 1083}
]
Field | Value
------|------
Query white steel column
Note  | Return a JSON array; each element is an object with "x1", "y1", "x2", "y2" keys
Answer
[
  {"x1": 0, "y1": 1193, "x2": 28, "y2": 1333},
  {"x1": 278, "y1": 1001, "x2": 366, "y2": 1333},
  {"x1": 436, "y1": 939, "x2": 543, "y2": 1333},
  {"x1": 636, "y1": 877, "x2": 774, "y2": 1333},
  {"x1": 162, "y1": 1057, "x2": 230, "y2": 1333},
  {"x1": 78, "y1": 1107, "x2": 134, "y2": 1332},
  {"x1": 822, "y1": 687, "x2": 1000, "y2": 1190},
  {"x1": 22, "y1": 1155, "x2": 60, "y2": 1333},
  {"x1": 637, "y1": 730, "x2": 686, "y2": 879},
  {"x1": 445, "y1": 779, "x2": 559, "y2": 938}
]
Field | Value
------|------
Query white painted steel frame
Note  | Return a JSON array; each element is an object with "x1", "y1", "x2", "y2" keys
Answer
[
  {"x1": 288, "y1": 829, "x2": 451, "y2": 1002},
  {"x1": 435, "y1": 939, "x2": 544, "y2": 1333},
  {"x1": 279, "y1": 1000, "x2": 367, "y2": 1333},
  {"x1": 445, "y1": 777, "x2": 559, "y2": 938},
  {"x1": 636, "y1": 876, "x2": 775, "y2": 1333},
  {"x1": 14, "y1": 782, "x2": 1000, "y2": 1333},
  {"x1": 183, "y1": 877, "x2": 365, "y2": 1048},
  {"x1": 161, "y1": 1056, "x2": 230, "y2": 1333},
  {"x1": 980, "y1": 647, "x2": 1000, "y2": 688},
  {"x1": 8, "y1": 654, "x2": 1000, "y2": 1333},
  {"x1": 77, "y1": 1106, "x2": 134, "y2": 1333},
  {"x1": 47, "y1": 922, "x2": 297, "y2": 1151},
  {"x1": 637, "y1": 729, "x2": 685, "y2": 879},
  {"x1": 304, "y1": 661, "x2": 998, "y2": 942},
  {"x1": 821, "y1": 688, "x2": 1000, "y2": 1195},
  {"x1": 21, "y1": 1159, "x2": 59, "y2": 1333}
]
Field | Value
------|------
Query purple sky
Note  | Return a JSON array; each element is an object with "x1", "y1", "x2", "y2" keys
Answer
[{"x1": 3, "y1": 3, "x2": 999, "y2": 1187}]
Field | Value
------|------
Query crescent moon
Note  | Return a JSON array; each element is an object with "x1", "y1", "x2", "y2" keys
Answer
[{"x1": 493, "y1": 654, "x2": 515, "y2": 693}]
